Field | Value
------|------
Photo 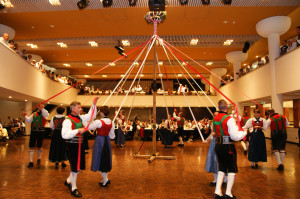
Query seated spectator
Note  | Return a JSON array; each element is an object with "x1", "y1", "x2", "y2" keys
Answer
[
  {"x1": 0, "y1": 122, "x2": 9, "y2": 142},
  {"x1": 287, "y1": 39, "x2": 297, "y2": 53},
  {"x1": 0, "y1": 33, "x2": 9, "y2": 47},
  {"x1": 27, "y1": 55, "x2": 33, "y2": 64},
  {"x1": 264, "y1": 56, "x2": 269, "y2": 64},
  {"x1": 257, "y1": 57, "x2": 264, "y2": 67},
  {"x1": 184, "y1": 85, "x2": 189, "y2": 94},
  {"x1": 177, "y1": 84, "x2": 185, "y2": 94},
  {"x1": 13, "y1": 43, "x2": 23, "y2": 56},
  {"x1": 136, "y1": 85, "x2": 142, "y2": 92},
  {"x1": 280, "y1": 40, "x2": 288, "y2": 55},
  {"x1": 8, "y1": 40, "x2": 14, "y2": 50}
]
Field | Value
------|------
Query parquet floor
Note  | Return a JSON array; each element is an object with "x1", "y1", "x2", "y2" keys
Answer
[{"x1": 0, "y1": 137, "x2": 299, "y2": 199}]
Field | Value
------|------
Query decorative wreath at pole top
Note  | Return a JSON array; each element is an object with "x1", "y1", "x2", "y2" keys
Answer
[{"x1": 145, "y1": 11, "x2": 167, "y2": 24}]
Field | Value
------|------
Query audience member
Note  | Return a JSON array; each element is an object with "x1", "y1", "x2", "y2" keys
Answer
[
  {"x1": 280, "y1": 40, "x2": 288, "y2": 55},
  {"x1": 0, "y1": 33, "x2": 9, "y2": 47},
  {"x1": 286, "y1": 39, "x2": 297, "y2": 53},
  {"x1": 257, "y1": 57, "x2": 264, "y2": 67},
  {"x1": 264, "y1": 56, "x2": 269, "y2": 64}
]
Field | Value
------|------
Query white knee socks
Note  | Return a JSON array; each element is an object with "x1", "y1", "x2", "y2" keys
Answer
[
  {"x1": 179, "y1": 137, "x2": 183, "y2": 145},
  {"x1": 100, "y1": 171, "x2": 108, "y2": 184},
  {"x1": 280, "y1": 151, "x2": 285, "y2": 164},
  {"x1": 214, "y1": 171, "x2": 225, "y2": 196},
  {"x1": 241, "y1": 141, "x2": 247, "y2": 151},
  {"x1": 29, "y1": 150, "x2": 34, "y2": 162},
  {"x1": 38, "y1": 149, "x2": 42, "y2": 159},
  {"x1": 225, "y1": 173, "x2": 236, "y2": 197},
  {"x1": 71, "y1": 172, "x2": 78, "y2": 191},
  {"x1": 274, "y1": 151, "x2": 281, "y2": 165}
]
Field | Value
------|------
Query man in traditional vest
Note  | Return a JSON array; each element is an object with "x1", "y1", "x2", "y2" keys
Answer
[
  {"x1": 213, "y1": 100, "x2": 246, "y2": 199},
  {"x1": 62, "y1": 97, "x2": 98, "y2": 198},
  {"x1": 173, "y1": 110, "x2": 185, "y2": 147},
  {"x1": 266, "y1": 108, "x2": 289, "y2": 171},
  {"x1": 24, "y1": 103, "x2": 49, "y2": 168}
]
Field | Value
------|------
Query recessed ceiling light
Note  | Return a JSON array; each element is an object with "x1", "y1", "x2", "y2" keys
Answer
[
  {"x1": 86, "y1": 63, "x2": 93, "y2": 67},
  {"x1": 223, "y1": 20, "x2": 228, "y2": 24},
  {"x1": 84, "y1": 75, "x2": 89, "y2": 78},
  {"x1": 159, "y1": 74, "x2": 163, "y2": 77},
  {"x1": 50, "y1": 24, "x2": 55, "y2": 28},
  {"x1": 121, "y1": 75, "x2": 125, "y2": 77},
  {"x1": 190, "y1": 39, "x2": 198, "y2": 46},
  {"x1": 206, "y1": 62, "x2": 213, "y2": 66},
  {"x1": 31, "y1": 26, "x2": 35, "y2": 29},
  {"x1": 197, "y1": 74, "x2": 200, "y2": 77},
  {"x1": 133, "y1": 62, "x2": 139, "y2": 66},
  {"x1": 256, "y1": 56, "x2": 259, "y2": 58},
  {"x1": 89, "y1": 41, "x2": 98, "y2": 47},
  {"x1": 140, "y1": 74, "x2": 144, "y2": 77},
  {"x1": 8, "y1": 96, "x2": 12, "y2": 99},
  {"x1": 158, "y1": 61, "x2": 163, "y2": 65},
  {"x1": 57, "y1": 42, "x2": 67, "y2": 48},
  {"x1": 26, "y1": 43, "x2": 38, "y2": 48},
  {"x1": 25, "y1": 100, "x2": 27, "y2": 102},
  {"x1": 178, "y1": 74, "x2": 182, "y2": 77},
  {"x1": 2, "y1": 0, "x2": 14, "y2": 7},
  {"x1": 232, "y1": 21, "x2": 236, "y2": 24},
  {"x1": 63, "y1": 63, "x2": 71, "y2": 67},
  {"x1": 49, "y1": 0, "x2": 61, "y2": 6},
  {"x1": 102, "y1": 75, "x2": 107, "y2": 77},
  {"x1": 122, "y1": 40, "x2": 130, "y2": 46},
  {"x1": 109, "y1": 63, "x2": 115, "y2": 66},
  {"x1": 48, "y1": 102, "x2": 50, "y2": 104},
  {"x1": 61, "y1": 104, "x2": 63, "y2": 106},
  {"x1": 243, "y1": 64, "x2": 246, "y2": 66},
  {"x1": 182, "y1": 62, "x2": 187, "y2": 66},
  {"x1": 223, "y1": 39, "x2": 233, "y2": 46}
]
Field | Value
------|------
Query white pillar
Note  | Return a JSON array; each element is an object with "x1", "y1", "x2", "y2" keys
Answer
[
  {"x1": 226, "y1": 51, "x2": 248, "y2": 81},
  {"x1": 256, "y1": 16, "x2": 291, "y2": 114},
  {"x1": 209, "y1": 68, "x2": 227, "y2": 95},
  {"x1": 25, "y1": 101, "x2": 32, "y2": 136}
]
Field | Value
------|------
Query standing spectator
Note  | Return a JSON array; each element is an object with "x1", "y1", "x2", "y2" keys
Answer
[
  {"x1": 264, "y1": 56, "x2": 269, "y2": 64},
  {"x1": 0, "y1": 33, "x2": 9, "y2": 47},
  {"x1": 280, "y1": 40, "x2": 288, "y2": 55},
  {"x1": 286, "y1": 39, "x2": 297, "y2": 53},
  {"x1": 257, "y1": 57, "x2": 264, "y2": 67}
]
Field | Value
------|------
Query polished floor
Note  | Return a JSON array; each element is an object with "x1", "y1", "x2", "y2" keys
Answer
[{"x1": 0, "y1": 137, "x2": 299, "y2": 199}]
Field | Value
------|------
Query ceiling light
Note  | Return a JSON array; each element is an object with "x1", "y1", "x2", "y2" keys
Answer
[
  {"x1": 243, "y1": 64, "x2": 246, "y2": 66},
  {"x1": 206, "y1": 62, "x2": 213, "y2": 65},
  {"x1": 197, "y1": 74, "x2": 200, "y2": 77},
  {"x1": 26, "y1": 44, "x2": 38, "y2": 48},
  {"x1": 201, "y1": 0, "x2": 210, "y2": 5},
  {"x1": 122, "y1": 40, "x2": 130, "y2": 47},
  {"x1": 223, "y1": 20, "x2": 228, "y2": 24},
  {"x1": 57, "y1": 42, "x2": 67, "y2": 48},
  {"x1": 47, "y1": 102, "x2": 50, "y2": 104},
  {"x1": 89, "y1": 41, "x2": 98, "y2": 47},
  {"x1": 50, "y1": 25, "x2": 55, "y2": 28},
  {"x1": 190, "y1": 39, "x2": 198, "y2": 46},
  {"x1": 223, "y1": 39, "x2": 233, "y2": 46},
  {"x1": 31, "y1": 26, "x2": 35, "y2": 29},
  {"x1": 222, "y1": 0, "x2": 232, "y2": 5},
  {"x1": 179, "y1": 0, "x2": 188, "y2": 5},
  {"x1": 133, "y1": 62, "x2": 139, "y2": 66},
  {"x1": 159, "y1": 61, "x2": 163, "y2": 65},
  {"x1": 25, "y1": 100, "x2": 27, "y2": 101},
  {"x1": 77, "y1": 0, "x2": 90, "y2": 9},
  {"x1": 129, "y1": 0, "x2": 137, "y2": 6},
  {"x1": 49, "y1": 0, "x2": 61, "y2": 6},
  {"x1": 256, "y1": 56, "x2": 259, "y2": 58},
  {"x1": 159, "y1": 74, "x2": 163, "y2": 77},
  {"x1": 1, "y1": 0, "x2": 13, "y2": 8},
  {"x1": 109, "y1": 62, "x2": 115, "y2": 66},
  {"x1": 8, "y1": 96, "x2": 12, "y2": 98},
  {"x1": 63, "y1": 63, "x2": 71, "y2": 67},
  {"x1": 84, "y1": 75, "x2": 89, "y2": 78},
  {"x1": 182, "y1": 62, "x2": 187, "y2": 66},
  {"x1": 102, "y1": 75, "x2": 107, "y2": 77},
  {"x1": 232, "y1": 21, "x2": 236, "y2": 24},
  {"x1": 86, "y1": 63, "x2": 93, "y2": 67},
  {"x1": 178, "y1": 74, "x2": 182, "y2": 77},
  {"x1": 140, "y1": 74, "x2": 144, "y2": 77},
  {"x1": 102, "y1": 0, "x2": 113, "y2": 7},
  {"x1": 121, "y1": 75, "x2": 125, "y2": 77},
  {"x1": 61, "y1": 104, "x2": 63, "y2": 106},
  {"x1": 242, "y1": 41, "x2": 250, "y2": 53}
]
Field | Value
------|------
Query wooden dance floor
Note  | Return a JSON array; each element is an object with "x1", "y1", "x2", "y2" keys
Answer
[{"x1": 0, "y1": 137, "x2": 299, "y2": 199}]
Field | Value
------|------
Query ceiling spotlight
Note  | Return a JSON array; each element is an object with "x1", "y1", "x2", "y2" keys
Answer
[
  {"x1": 129, "y1": 0, "x2": 137, "y2": 6},
  {"x1": 86, "y1": 63, "x2": 93, "y2": 67},
  {"x1": 201, "y1": 0, "x2": 210, "y2": 5},
  {"x1": 222, "y1": 0, "x2": 232, "y2": 5},
  {"x1": 190, "y1": 39, "x2": 198, "y2": 45},
  {"x1": 0, "y1": 1, "x2": 5, "y2": 10},
  {"x1": 179, "y1": 0, "x2": 188, "y2": 5},
  {"x1": 89, "y1": 41, "x2": 98, "y2": 47},
  {"x1": 49, "y1": 0, "x2": 61, "y2": 6},
  {"x1": 102, "y1": 0, "x2": 113, "y2": 7},
  {"x1": 77, "y1": 0, "x2": 89, "y2": 9},
  {"x1": 109, "y1": 62, "x2": 115, "y2": 66}
]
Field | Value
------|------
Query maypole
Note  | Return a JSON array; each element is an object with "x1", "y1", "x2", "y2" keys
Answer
[{"x1": 133, "y1": 8, "x2": 175, "y2": 162}]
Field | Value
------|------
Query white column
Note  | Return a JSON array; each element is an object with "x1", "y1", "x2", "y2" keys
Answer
[
  {"x1": 226, "y1": 51, "x2": 248, "y2": 81},
  {"x1": 209, "y1": 68, "x2": 227, "y2": 95},
  {"x1": 25, "y1": 101, "x2": 32, "y2": 136},
  {"x1": 256, "y1": 16, "x2": 291, "y2": 114}
]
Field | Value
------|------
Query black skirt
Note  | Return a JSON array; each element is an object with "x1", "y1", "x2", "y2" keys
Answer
[
  {"x1": 49, "y1": 129, "x2": 68, "y2": 163},
  {"x1": 248, "y1": 130, "x2": 267, "y2": 162}
]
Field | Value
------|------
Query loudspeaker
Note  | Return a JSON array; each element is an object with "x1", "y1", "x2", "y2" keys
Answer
[
  {"x1": 148, "y1": 0, "x2": 165, "y2": 11},
  {"x1": 242, "y1": 41, "x2": 250, "y2": 53}
]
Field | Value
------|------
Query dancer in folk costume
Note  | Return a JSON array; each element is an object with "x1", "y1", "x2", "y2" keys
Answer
[
  {"x1": 213, "y1": 100, "x2": 246, "y2": 199},
  {"x1": 173, "y1": 109, "x2": 185, "y2": 147},
  {"x1": 242, "y1": 109, "x2": 268, "y2": 169},
  {"x1": 115, "y1": 109, "x2": 126, "y2": 147},
  {"x1": 24, "y1": 103, "x2": 49, "y2": 168},
  {"x1": 89, "y1": 106, "x2": 115, "y2": 187},
  {"x1": 49, "y1": 106, "x2": 67, "y2": 168},
  {"x1": 266, "y1": 108, "x2": 289, "y2": 171},
  {"x1": 62, "y1": 97, "x2": 98, "y2": 198}
]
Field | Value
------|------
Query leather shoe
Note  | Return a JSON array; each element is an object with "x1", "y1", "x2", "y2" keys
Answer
[
  {"x1": 55, "y1": 163, "x2": 59, "y2": 169},
  {"x1": 99, "y1": 179, "x2": 111, "y2": 187},
  {"x1": 213, "y1": 194, "x2": 224, "y2": 199},
  {"x1": 243, "y1": 150, "x2": 247, "y2": 155},
  {"x1": 27, "y1": 162, "x2": 33, "y2": 168},
  {"x1": 61, "y1": 163, "x2": 67, "y2": 168},
  {"x1": 37, "y1": 159, "x2": 41, "y2": 165},
  {"x1": 224, "y1": 194, "x2": 236, "y2": 199},
  {"x1": 277, "y1": 164, "x2": 284, "y2": 171},
  {"x1": 71, "y1": 189, "x2": 82, "y2": 198},
  {"x1": 64, "y1": 180, "x2": 72, "y2": 191}
]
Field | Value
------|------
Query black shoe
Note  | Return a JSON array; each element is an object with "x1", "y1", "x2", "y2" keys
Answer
[
  {"x1": 99, "y1": 179, "x2": 110, "y2": 187},
  {"x1": 213, "y1": 194, "x2": 224, "y2": 199},
  {"x1": 224, "y1": 194, "x2": 236, "y2": 199},
  {"x1": 64, "y1": 180, "x2": 72, "y2": 191},
  {"x1": 71, "y1": 189, "x2": 82, "y2": 198},
  {"x1": 255, "y1": 163, "x2": 258, "y2": 168},
  {"x1": 222, "y1": 182, "x2": 227, "y2": 186},
  {"x1": 27, "y1": 162, "x2": 33, "y2": 168},
  {"x1": 251, "y1": 165, "x2": 255, "y2": 169},
  {"x1": 37, "y1": 159, "x2": 41, "y2": 165},
  {"x1": 209, "y1": 181, "x2": 216, "y2": 186},
  {"x1": 243, "y1": 150, "x2": 247, "y2": 155},
  {"x1": 62, "y1": 163, "x2": 67, "y2": 168},
  {"x1": 55, "y1": 163, "x2": 59, "y2": 169},
  {"x1": 277, "y1": 164, "x2": 284, "y2": 171}
]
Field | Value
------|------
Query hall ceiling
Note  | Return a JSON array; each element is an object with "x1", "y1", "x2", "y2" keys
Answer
[{"x1": 0, "y1": 0, "x2": 299, "y2": 80}]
